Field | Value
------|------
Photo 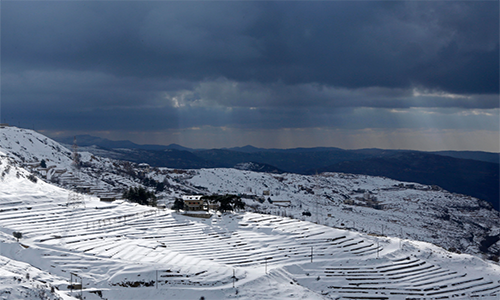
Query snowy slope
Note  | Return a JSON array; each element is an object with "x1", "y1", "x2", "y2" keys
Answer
[
  {"x1": 0, "y1": 253, "x2": 73, "y2": 300},
  {"x1": 0, "y1": 126, "x2": 73, "y2": 166},
  {"x1": 178, "y1": 168, "x2": 500, "y2": 258},
  {"x1": 0, "y1": 159, "x2": 499, "y2": 299},
  {"x1": 0, "y1": 126, "x2": 144, "y2": 196},
  {"x1": 1, "y1": 126, "x2": 500, "y2": 299},
  {"x1": 1, "y1": 126, "x2": 499, "y2": 258}
]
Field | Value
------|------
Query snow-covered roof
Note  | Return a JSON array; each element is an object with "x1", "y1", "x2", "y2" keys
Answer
[{"x1": 182, "y1": 195, "x2": 203, "y2": 200}]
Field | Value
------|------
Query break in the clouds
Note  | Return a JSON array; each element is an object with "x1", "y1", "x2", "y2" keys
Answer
[{"x1": 1, "y1": 1, "x2": 498, "y2": 151}]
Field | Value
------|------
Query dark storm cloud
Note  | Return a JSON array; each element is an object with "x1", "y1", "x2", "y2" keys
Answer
[
  {"x1": 3, "y1": 1, "x2": 498, "y2": 93},
  {"x1": 2, "y1": 97, "x2": 181, "y2": 132},
  {"x1": 1, "y1": 1, "x2": 498, "y2": 144}
]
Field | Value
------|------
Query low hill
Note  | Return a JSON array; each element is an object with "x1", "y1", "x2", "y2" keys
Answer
[
  {"x1": 315, "y1": 151, "x2": 500, "y2": 210},
  {"x1": 104, "y1": 148, "x2": 215, "y2": 169},
  {"x1": 432, "y1": 150, "x2": 500, "y2": 164}
]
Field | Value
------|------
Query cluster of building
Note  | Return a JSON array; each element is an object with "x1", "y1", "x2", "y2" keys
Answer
[{"x1": 181, "y1": 195, "x2": 219, "y2": 211}]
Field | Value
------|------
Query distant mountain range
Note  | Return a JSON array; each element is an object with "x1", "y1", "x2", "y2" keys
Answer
[
  {"x1": 56, "y1": 135, "x2": 193, "y2": 151},
  {"x1": 54, "y1": 135, "x2": 500, "y2": 209}
]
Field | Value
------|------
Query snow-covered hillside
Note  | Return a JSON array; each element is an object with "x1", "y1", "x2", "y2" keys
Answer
[
  {"x1": 174, "y1": 168, "x2": 500, "y2": 258},
  {"x1": 0, "y1": 158, "x2": 499, "y2": 299},
  {"x1": 1, "y1": 126, "x2": 499, "y2": 259},
  {"x1": 1, "y1": 126, "x2": 500, "y2": 299},
  {"x1": 0, "y1": 126, "x2": 145, "y2": 197}
]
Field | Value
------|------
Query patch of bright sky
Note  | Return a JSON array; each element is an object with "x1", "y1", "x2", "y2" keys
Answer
[
  {"x1": 39, "y1": 105, "x2": 499, "y2": 152},
  {"x1": 56, "y1": 126, "x2": 498, "y2": 152},
  {"x1": 412, "y1": 88, "x2": 471, "y2": 99}
]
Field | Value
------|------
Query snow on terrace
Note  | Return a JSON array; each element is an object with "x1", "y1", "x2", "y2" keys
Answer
[
  {"x1": 186, "y1": 168, "x2": 500, "y2": 257},
  {"x1": 1, "y1": 126, "x2": 498, "y2": 258},
  {"x1": 0, "y1": 254, "x2": 72, "y2": 300},
  {"x1": 0, "y1": 126, "x2": 139, "y2": 198},
  {"x1": 0, "y1": 160, "x2": 499, "y2": 299}
]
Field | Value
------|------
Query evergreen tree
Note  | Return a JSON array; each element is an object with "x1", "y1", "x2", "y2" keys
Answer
[
  {"x1": 13, "y1": 231, "x2": 22, "y2": 242},
  {"x1": 172, "y1": 198, "x2": 184, "y2": 211},
  {"x1": 201, "y1": 194, "x2": 245, "y2": 213},
  {"x1": 123, "y1": 187, "x2": 157, "y2": 207}
]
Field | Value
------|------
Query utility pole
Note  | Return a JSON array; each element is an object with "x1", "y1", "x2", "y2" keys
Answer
[
  {"x1": 399, "y1": 227, "x2": 403, "y2": 249},
  {"x1": 156, "y1": 270, "x2": 158, "y2": 289},
  {"x1": 67, "y1": 137, "x2": 85, "y2": 209},
  {"x1": 311, "y1": 246, "x2": 313, "y2": 263},
  {"x1": 313, "y1": 172, "x2": 320, "y2": 224},
  {"x1": 70, "y1": 272, "x2": 82, "y2": 298},
  {"x1": 377, "y1": 239, "x2": 380, "y2": 259}
]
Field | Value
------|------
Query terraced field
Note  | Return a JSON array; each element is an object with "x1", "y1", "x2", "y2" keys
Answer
[{"x1": 0, "y1": 190, "x2": 498, "y2": 299}]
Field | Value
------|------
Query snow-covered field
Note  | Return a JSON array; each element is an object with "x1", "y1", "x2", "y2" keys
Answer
[
  {"x1": 176, "y1": 168, "x2": 500, "y2": 258},
  {"x1": 1, "y1": 126, "x2": 498, "y2": 258},
  {"x1": 0, "y1": 126, "x2": 499, "y2": 299},
  {"x1": 0, "y1": 161, "x2": 500, "y2": 299}
]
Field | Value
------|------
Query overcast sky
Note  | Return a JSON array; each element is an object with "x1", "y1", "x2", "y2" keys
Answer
[{"x1": 1, "y1": 1, "x2": 499, "y2": 151}]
